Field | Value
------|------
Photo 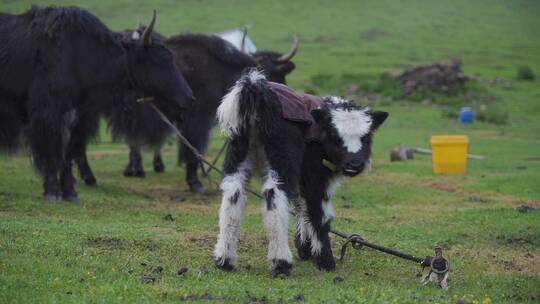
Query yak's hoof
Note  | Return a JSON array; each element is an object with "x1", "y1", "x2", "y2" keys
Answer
[
  {"x1": 153, "y1": 162, "x2": 165, "y2": 173},
  {"x1": 124, "y1": 167, "x2": 145, "y2": 178},
  {"x1": 188, "y1": 181, "x2": 205, "y2": 194},
  {"x1": 272, "y1": 259, "x2": 292, "y2": 277},
  {"x1": 44, "y1": 194, "x2": 61, "y2": 202},
  {"x1": 62, "y1": 193, "x2": 79, "y2": 203},
  {"x1": 215, "y1": 257, "x2": 235, "y2": 271},
  {"x1": 315, "y1": 255, "x2": 336, "y2": 272},
  {"x1": 83, "y1": 175, "x2": 97, "y2": 186}
]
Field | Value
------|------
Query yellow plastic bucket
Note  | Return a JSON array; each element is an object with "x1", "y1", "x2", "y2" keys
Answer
[{"x1": 430, "y1": 135, "x2": 469, "y2": 174}]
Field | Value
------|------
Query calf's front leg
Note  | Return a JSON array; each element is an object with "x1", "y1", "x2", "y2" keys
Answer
[{"x1": 297, "y1": 195, "x2": 336, "y2": 271}]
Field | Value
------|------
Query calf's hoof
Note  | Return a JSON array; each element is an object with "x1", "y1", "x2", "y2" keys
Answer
[
  {"x1": 271, "y1": 259, "x2": 292, "y2": 277},
  {"x1": 214, "y1": 257, "x2": 235, "y2": 271},
  {"x1": 295, "y1": 236, "x2": 312, "y2": 260},
  {"x1": 315, "y1": 255, "x2": 336, "y2": 272}
]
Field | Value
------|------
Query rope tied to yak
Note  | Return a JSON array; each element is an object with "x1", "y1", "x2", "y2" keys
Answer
[{"x1": 140, "y1": 98, "x2": 450, "y2": 288}]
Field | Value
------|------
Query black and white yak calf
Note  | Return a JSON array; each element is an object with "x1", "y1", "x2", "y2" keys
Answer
[{"x1": 213, "y1": 70, "x2": 388, "y2": 275}]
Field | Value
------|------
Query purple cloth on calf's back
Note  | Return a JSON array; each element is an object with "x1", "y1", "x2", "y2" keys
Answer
[{"x1": 268, "y1": 82, "x2": 324, "y2": 141}]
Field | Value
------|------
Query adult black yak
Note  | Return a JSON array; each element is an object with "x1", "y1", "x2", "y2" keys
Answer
[
  {"x1": 213, "y1": 70, "x2": 388, "y2": 275},
  {"x1": 78, "y1": 32, "x2": 298, "y2": 193},
  {"x1": 0, "y1": 6, "x2": 194, "y2": 201}
]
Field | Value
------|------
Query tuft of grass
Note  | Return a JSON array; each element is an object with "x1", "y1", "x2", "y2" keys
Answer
[
  {"x1": 516, "y1": 66, "x2": 536, "y2": 81},
  {"x1": 476, "y1": 103, "x2": 509, "y2": 125}
]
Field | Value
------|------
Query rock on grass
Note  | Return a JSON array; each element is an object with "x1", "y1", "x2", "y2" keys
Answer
[{"x1": 141, "y1": 273, "x2": 157, "y2": 284}]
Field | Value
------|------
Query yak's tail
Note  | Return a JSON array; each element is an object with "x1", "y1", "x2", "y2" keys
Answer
[
  {"x1": 0, "y1": 105, "x2": 24, "y2": 152},
  {"x1": 217, "y1": 69, "x2": 280, "y2": 138}
]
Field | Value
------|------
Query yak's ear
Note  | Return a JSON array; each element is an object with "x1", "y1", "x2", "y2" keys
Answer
[
  {"x1": 273, "y1": 61, "x2": 296, "y2": 74},
  {"x1": 311, "y1": 108, "x2": 327, "y2": 123},
  {"x1": 117, "y1": 34, "x2": 133, "y2": 49},
  {"x1": 371, "y1": 111, "x2": 389, "y2": 130}
]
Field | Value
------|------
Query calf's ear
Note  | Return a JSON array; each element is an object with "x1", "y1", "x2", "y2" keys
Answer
[{"x1": 371, "y1": 111, "x2": 389, "y2": 130}]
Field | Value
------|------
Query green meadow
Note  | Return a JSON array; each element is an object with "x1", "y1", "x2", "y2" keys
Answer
[{"x1": 1, "y1": 0, "x2": 539, "y2": 303}]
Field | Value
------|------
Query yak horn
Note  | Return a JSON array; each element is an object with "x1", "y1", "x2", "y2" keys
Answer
[
  {"x1": 277, "y1": 34, "x2": 299, "y2": 63},
  {"x1": 142, "y1": 10, "x2": 156, "y2": 46}
]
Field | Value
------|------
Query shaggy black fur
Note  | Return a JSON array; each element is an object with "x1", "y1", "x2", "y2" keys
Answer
[
  {"x1": 0, "y1": 98, "x2": 25, "y2": 152},
  {"x1": 0, "y1": 6, "x2": 194, "y2": 201},
  {"x1": 83, "y1": 32, "x2": 296, "y2": 192}
]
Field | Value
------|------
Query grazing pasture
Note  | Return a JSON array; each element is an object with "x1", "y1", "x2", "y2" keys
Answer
[{"x1": 1, "y1": 0, "x2": 539, "y2": 303}]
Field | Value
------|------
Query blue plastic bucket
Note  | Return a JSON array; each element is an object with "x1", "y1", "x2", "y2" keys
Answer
[{"x1": 459, "y1": 107, "x2": 474, "y2": 124}]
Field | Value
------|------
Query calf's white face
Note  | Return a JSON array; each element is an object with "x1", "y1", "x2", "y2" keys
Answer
[
  {"x1": 312, "y1": 99, "x2": 388, "y2": 176},
  {"x1": 330, "y1": 108, "x2": 373, "y2": 153}
]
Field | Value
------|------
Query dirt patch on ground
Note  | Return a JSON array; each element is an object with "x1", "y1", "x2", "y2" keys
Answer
[
  {"x1": 429, "y1": 183, "x2": 457, "y2": 193},
  {"x1": 183, "y1": 231, "x2": 217, "y2": 247},
  {"x1": 124, "y1": 200, "x2": 218, "y2": 215},
  {"x1": 85, "y1": 236, "x2": 160, "y2": 251},
  {"x1": 179, "y1": 293, "x2": 234, "y2": 302},
  {"x1": 367, "y1": 172, "x2": 540, "y2": 207},
  {"x1": 451, "y1": 245, "x2": 540, "y2": 276},
  {"x1": 128, "y1": 183, "x2": 221, "y2": 204},
  {"x1": 181, "y1": 231, "x2": 266, "y2": 250},
  {"x1": 474, "y1": 193, "x2": 540, "y2": 208},
  {"x1": 360, "y1": 28, "x2": 390, "y2": 41},
  {"x1": 86, "y1": 150, "x2": 126, "y2": 159}
]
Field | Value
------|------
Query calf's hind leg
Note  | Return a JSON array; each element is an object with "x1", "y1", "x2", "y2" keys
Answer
[
  {"x1": 261, "y1": 169, "x2": 293, "y2": 276},
  {"x1": 214, "y1": 136, "x2": 251, "y2": 271},
  {"x1": 259, "y1": 126, "x2": 304, "y2": 275}
]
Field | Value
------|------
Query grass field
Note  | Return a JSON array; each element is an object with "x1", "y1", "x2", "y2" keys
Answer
[{"x1": 1, "y1": 0, "x2": 539, "y2": 303}]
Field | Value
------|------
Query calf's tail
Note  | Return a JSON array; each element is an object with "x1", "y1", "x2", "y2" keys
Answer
[{"x1": 217, "y1": 69, "x2": 280, "y2": 138}]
